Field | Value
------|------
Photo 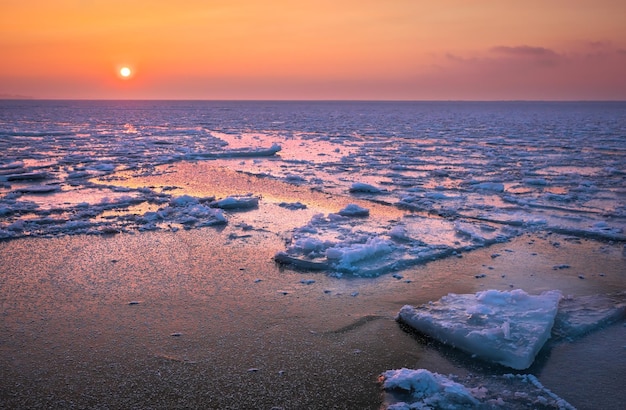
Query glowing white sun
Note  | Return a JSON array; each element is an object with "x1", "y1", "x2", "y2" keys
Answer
[{"x1": 120, "y1": 67, "x2": 132, "y2": 78}]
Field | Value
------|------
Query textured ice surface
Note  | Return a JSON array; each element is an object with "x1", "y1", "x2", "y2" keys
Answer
[
  {"x1": 397, "y1": 290, "x2": 562, "y2": 369},
  {"x1": 275, "y1": 206, "x2": 520, "y2": 276},
  {"x1": 381, "y1": 368, "x2": 575, "y2": 409}
]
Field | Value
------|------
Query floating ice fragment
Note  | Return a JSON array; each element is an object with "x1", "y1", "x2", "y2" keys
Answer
[
  {"x1": 523, "y1": 178, "x2": 548, "y2": 186},
  {"x1": 471, "y1": 182, "x2": 505, "y2": 192},
  {"x1": 397, "y1": 289, "x2": 562, "y2": 369},
  {"x1": 169, "y1": 195, "x2": 199, "y2": 207},
  {"x1": 278, "y1": 201, "x2": 307, "y2": 210},
  {"x1": 349, "y1": 182, "x2": 382, "y2": 194},
  {"x1": 381, "y1": 368, "x2": 479, "y2": 408},
  {"x1": 211, "y1": 195, "x2": 259, "y2": 210},
  {"x1": 6, "y1": 171, "x2": 50, "y2": 181},
  {"x1": 14, "y1": 184, "x2": 60, "y2": 194},
  {"x1": 337, "y1": 203, "x2": 369, "y2": 217}
]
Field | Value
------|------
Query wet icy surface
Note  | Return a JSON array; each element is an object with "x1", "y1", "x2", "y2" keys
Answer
[{"x1": 1, "y1": 101, "x2": 624, "y2": 274}]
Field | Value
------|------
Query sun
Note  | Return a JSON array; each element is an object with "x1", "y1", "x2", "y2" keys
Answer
[{"x1": 120, "y1": 67, "x2": 132, "y2": 78}]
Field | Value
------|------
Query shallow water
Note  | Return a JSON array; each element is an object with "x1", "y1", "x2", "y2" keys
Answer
[{"x1": 0, "y1": 228, "x2": 624, "y2": 408}]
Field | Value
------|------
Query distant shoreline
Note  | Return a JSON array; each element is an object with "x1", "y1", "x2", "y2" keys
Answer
[{"x1": 0, "y1": 94, "x2": 34, "y2": 100}]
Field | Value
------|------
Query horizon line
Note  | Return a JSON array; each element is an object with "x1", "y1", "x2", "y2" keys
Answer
[{"x1": 2, "y1": 97, "x2": 626, "y2": 103}]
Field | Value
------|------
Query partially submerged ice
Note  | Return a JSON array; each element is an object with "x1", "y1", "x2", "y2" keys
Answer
[
  {"x1": 381, "y1": 368, "x2": 575, "y2": 409},
  {"x1": 397, "y1": 289, "x2": 562, "y2": 370},
  {"x1": 552, "y1": 291, "x2": 626, "y2": 340},
  {"x1": 275, "y1": 207, "x2": 520, "y2": 277}
]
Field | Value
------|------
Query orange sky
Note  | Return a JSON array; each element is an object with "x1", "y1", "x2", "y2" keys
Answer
[{"x1": 1, "y1": 0, "x2": 625, "y2": 100}]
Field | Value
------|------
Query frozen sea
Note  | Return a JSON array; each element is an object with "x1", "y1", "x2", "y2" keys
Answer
[
  {"x1": 1, "y1": 100, "x2": 625, "y2": 248},
  {"x1": 1, "y1": 100, "x2": 625, "y2": 408}
]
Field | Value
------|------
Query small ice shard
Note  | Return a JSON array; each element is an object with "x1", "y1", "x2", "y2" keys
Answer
[
  {"x1": 278, "y1": 201, "x2": 307, "y2": 210},
  {"x1": 211, "y1": 195, "x2": 259, "y2": 210},
  {"x1": 397, "y1": 289, "x2": 562, "y2": 369},
  {"x1": 337, "y1": 203, "x2": 369, "y2": 217},
  {"x1": 14, "y1": 184, "x2": 60, "y2": 194},
  {"x1": 6, "y1": 171, "x2": 50, "y2": 181},
  {"x1": 472, "y1": 181, "x2": 505, "y2": 192},
  {"x1": 523, "y1": 178, "x2": 548, "y2": 186},
  {"x1": 349, "y1": 182, "x2": 382, "y2": 194}
]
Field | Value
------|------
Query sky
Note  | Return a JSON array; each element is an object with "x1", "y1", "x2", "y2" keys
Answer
[{"x1": 1, "y1": 0, "x2": 626, "y2": 100}]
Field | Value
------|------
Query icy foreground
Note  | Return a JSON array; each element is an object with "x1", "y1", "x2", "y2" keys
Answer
[
  {"x1": 397, "y1": 289, "x2": 562, "y2": 370},
  {"x1": 381, "y1": 368, "x2": 575, "y2": 409}
]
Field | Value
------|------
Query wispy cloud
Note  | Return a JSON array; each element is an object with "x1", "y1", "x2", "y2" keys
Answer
[{"x1": 489, "y1": 45, "x2": 562, "y2": 65}]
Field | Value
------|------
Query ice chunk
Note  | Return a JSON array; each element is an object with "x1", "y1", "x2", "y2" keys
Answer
[
  {"x1": 337, "y1": 203, "x2": 369, "y2": 217},
  {"x1": 325, "y1": 237, "x2": 394, "y2": 271},
  {"x1": 5, "y1": 171, "x2": 50, "y2": 181},
  {"x1": 349, "y1": 182, "x2": 383, "y2": 194},
  {"x1": 381, "y1": 368, "x2": 575, "y2": 409},
  {"x1": 14, "y1": 184, "x2": 60, "y2": 194},
  {"x1": 278, "y1": 201, "x2": 307, "y2": 210},
  {"x1": 211, "y1": 195, "x2": 259, "y2": 210},
  {"x1": 169, "y1": 195, "x2": 200, "y2": 207},
  {"x1": 381, "y1": 368, "x2": 479, "y2": 408},
  {"x1": 471, "y1": 181, "x2": 505, "y2": 192},
  {"x1": 397, "y1": 289, "x2": 562, "y2": 369}
]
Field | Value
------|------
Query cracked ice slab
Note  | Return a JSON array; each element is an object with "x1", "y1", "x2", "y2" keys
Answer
[{"x1": 397, "y1": 289, "x2": 562, "y2": 370}]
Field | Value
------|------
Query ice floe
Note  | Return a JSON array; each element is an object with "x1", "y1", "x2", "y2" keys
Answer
[
  {"x1": 397, "y1": 289, "x2": 562, "y2": 370},
  {"x1": 397, "y1": 290, "x2": 626, "y2": 371},
  {"x1": 275, "y1": 211, "x2": 520, "y2": 276}
]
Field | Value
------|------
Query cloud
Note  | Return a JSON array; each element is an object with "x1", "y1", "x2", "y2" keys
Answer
[{"x1": 490, "y1": 45, "x2": 561, "y2": 60}]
